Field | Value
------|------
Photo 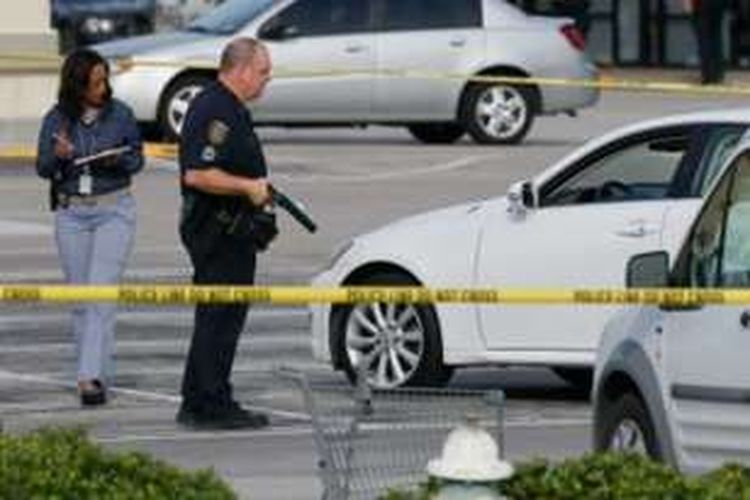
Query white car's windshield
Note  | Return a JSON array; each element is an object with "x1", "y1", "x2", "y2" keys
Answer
[{"x1": 186, "y1": 0, "x2": 275, "y2": 35}]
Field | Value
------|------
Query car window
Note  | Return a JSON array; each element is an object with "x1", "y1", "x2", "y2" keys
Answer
[
  {"x1": 675, "y1": 151, "x2": 750, "y2": 288},
  {"x1": 721, "y1": 164, "x2": 750, "y2": 286},
  {"x1": 380, "y1": 0, "x2": 482, "y2": 31},
  {"x1": 186, "y1": 0, "x2": 276, "y2": 35},
  {"x1": 542, "y1": 132, "x2": 690, "y2": 207},
  {"x1": 693, "y1": 126, "x2": 747, "y2": 195},
  {"x1": 269, "y1": 0, "x2": 369, "y2": 36}
]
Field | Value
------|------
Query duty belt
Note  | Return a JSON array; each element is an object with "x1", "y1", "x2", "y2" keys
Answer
[{"x1": 59, "y1": 187, "x2": 130, "y2": 208}]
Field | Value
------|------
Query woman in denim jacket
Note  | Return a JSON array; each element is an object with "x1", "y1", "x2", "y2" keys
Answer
[{"x1": 36, "y1": 49, "x2": 144, "y2": 406}]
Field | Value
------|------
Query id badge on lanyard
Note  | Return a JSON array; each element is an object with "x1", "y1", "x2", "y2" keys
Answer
[
  {"x1": 76, "y1": 126, "x2": 94, "y2": 195},
  {"x1": 79, "y1": 166, "x2": 93, "y2": 195}
]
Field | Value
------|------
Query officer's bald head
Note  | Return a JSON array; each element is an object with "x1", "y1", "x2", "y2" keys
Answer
[
  {"x1": 219, "y1": 38, "x2": 264, "y2": 74},
  {"x1": 219, "y1": 37, "x2": 272, "y2": 101}
]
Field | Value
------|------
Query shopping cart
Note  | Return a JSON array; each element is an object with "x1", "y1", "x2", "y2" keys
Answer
[{"x1": 278, "y1": 367, "x2": 506, "y2": 500}]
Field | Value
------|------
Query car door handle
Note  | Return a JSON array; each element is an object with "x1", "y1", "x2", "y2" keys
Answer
[
  {"x1": 615, "y1": 222, "x2": 659, "y2": 238},
  {"x1": 449, "y1": 38, "x2": 466, "y2": 48},
  {"x1": 740, "y1": 311, "x2": 750, "y2": 329},
  {"x1": 345, "y1": 44, "x2": 366, "y2": 54}
]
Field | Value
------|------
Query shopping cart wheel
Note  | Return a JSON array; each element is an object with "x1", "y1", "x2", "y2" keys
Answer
[{"x1": 332, "y1": 270, "x2": 453, "y2": 390}]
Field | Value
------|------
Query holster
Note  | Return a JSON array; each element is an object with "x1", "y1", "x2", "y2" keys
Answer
[{"x1": 225, "y1": 209, "x2": 279, "y2": 252}]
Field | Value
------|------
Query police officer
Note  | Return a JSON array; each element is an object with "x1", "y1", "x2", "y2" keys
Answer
[
  {"x1": 685, "y1": 0, "x2": 731, "y2": 84},
  {"x1": 176, "y1": 37, "x2": 273, "y2": 429}
]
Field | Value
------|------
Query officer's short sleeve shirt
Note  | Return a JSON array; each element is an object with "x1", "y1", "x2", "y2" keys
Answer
[{"x1": 179, "y1": 82, "x2": 267, "y2": 199}]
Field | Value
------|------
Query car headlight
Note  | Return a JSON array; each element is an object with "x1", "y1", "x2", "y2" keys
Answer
[
  {"x1": 110, "y1": 56, "x2": 135, "y2": 76},
  {"x1": 83, "y1": 17, "x2": 114, "y2": 35}
]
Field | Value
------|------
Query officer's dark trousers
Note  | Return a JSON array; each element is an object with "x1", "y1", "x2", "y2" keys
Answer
[
  {"x1": 180, "y1": 234, "x2": 256, "y2": 412},
  {"x1": 694, "y1": 1, "x2": 729, "y2": 84}
]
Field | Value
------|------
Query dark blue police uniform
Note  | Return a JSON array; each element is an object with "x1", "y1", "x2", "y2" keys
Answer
[{"x1": 178, "y1": 81, "x2": 268, "y2": 421}]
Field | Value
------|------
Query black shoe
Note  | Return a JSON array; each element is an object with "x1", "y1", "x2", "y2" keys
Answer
[
  {"x1": 226, "y1": 401, "x2": 270, "y2": 427},
  {"x1": 80, "y1": 380, "x2": 106, "y2": 406},
  {"x1": 176, "y1": 403, "x2": 269, "y2": 430}
]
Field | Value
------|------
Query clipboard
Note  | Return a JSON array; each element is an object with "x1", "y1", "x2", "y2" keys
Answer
[{"x1": 73, "y1": 145, "x2": 131, "y2": 167}]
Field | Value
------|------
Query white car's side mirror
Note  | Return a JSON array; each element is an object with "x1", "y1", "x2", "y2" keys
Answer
[
  {"x1": 626, "y1": 251, "x2": 669, "y2": 288},
  {"x1": 507, "y1": 181, "x2": 533, "y2": 218}
]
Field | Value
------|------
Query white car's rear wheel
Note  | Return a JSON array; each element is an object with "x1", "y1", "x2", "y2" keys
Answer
[
  {"x1": 158, "y1": 74, "x2": 211, "y2": 141},
  {"x1": 334, "y1": 271, "x2": 453, "y2": 389},
  {"x1": 461, "y1": 81, "x2": 535, "y2": 145}
]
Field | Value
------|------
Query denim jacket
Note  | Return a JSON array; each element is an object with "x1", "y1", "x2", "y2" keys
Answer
[{"x1": 36, "y1": 99, "x2": 144, "y2": 196}]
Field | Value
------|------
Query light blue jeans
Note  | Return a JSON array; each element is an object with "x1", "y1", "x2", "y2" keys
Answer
[{"x1": 55, "y1": 192, "x2": 136, "y2": 383}]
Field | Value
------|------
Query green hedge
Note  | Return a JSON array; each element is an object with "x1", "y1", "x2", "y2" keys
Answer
[
  {"x1": 383, "y1": 453, "x2": 750, "y2": 499},
  {"x1": 0, "y1": 428, "x2": 235, "y2": 499}
]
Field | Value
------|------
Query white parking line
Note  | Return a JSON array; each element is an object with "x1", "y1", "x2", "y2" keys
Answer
[
  {"x1": 0, "y1": 368, "x2": 592, "y2": 448},
  {"x1": 0, "y1": 334, "x2": 309, "y2": 354},
  {"x1": 0, "y1": 368, "x2": 311, "y2": 421},
  {"x1": 0, "y1": 307, "x2": 309, "y2": 329},
  {"x1": 94, "y1": 417, "x2": 591, "y2": 445},
  {"x1": 274, "y1": 155, "x2": 492, "y2": 184},
  {"x1": 30, "y1": 360, "x2": 326, "y2": 378},
  {"x1": 147, "y1": 155, "x2": 491, "y2": 184},
  {"x1": 0, "y1": 244, "x2": 183, "y2": 257},
  {"x1": 0, "y1": 266, "x2": 192, "y2": 282},
  {"x1": 0, "y1": 219, "x2": 51, "y2": 236}
]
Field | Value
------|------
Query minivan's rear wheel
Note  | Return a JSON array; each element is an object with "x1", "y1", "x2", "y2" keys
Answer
[
  {"x1": 158, "y1": 74, "x2": 212, "y2": 141},
  {"x1": 596, "y1": 393, "x2": 661, "y2": 459},
  {"x1": 333, "y1": 271, "x2": 453, "y2": 389},
  {"x1": 461, "y1": 82, "x2": 535, "y2": 144},
  {"x1": 407, "y1": 123, "x2": 465, "y2": 144}
]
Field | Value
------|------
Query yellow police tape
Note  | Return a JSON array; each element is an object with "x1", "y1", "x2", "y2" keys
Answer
[
  {"x1": 2, "y1": 51, "x2": 750, "y2": 97},
  {"x1": 0, "y1": 284, "x2": 743, "y2": 306}
]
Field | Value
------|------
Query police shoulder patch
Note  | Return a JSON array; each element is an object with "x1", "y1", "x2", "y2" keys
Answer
[
  {"x1": 207, "y1": 120, "x2": 230, "y2": 146},
  {"x1": 201, "y1": 145, "x2": 216, "y2": 163}
]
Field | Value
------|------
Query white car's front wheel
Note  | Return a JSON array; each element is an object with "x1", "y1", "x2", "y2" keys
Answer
[
  {"x1": 158, "y1": 74, "x2": 211, "y2": 141},
  {"x1": 597, "y1": 393, "x2": 661, "y2": 459},
  {"x1": 333, "y1": 272, "x2": 453, "y2": 389},
  {"x1": 461, "y1": 81, "x2": 536, "y2": 145}
]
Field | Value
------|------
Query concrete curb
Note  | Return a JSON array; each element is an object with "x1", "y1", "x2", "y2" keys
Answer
[{"x1": 0, "y1": 142, "x2": 178, "y2": 163}]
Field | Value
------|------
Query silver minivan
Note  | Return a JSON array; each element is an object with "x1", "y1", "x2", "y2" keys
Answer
[
  {"x1": 594, "y1": 136, "x2": 750, "y2": 473},
  {"x1": 96, "y1": 0, "x2": 598, "y2": 143}
]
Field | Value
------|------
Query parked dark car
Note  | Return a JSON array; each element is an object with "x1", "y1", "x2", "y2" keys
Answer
[{"x1": 51, "y1": 0, "x2": 157, "y2": 53}]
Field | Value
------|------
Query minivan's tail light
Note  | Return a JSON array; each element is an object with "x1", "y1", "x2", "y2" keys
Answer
[{"x1": 561, "y1": 24, "x2": 586, "y2": 52}]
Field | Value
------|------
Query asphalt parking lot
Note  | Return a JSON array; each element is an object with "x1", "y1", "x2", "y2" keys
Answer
[{"x1": 1, "y1": 89, "x2": 749, "y2": 498}]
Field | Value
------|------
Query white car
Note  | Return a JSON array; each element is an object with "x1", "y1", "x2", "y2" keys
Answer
[
  {"x1": 593, "y1": 138, "x2": 750, "y2": 473},
  {"x1": 95, "y1": 0, "x2": 598, "y2": 143},
  {"x1": 311, "y1": 109, "x2": 750, "y2": 389}
]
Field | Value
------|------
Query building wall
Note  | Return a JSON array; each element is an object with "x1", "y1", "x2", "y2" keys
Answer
[
  {"x1": 0, "y1": 0, "x2": 57, "y2": 52},
  {"x1": 512, "y1": 0, "x2": 748, "y2": 68}
]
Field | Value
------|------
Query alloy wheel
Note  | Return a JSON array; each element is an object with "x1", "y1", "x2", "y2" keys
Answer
[
  {"x1": 345, "y1": 302, "x2": 425, "y2": 389},
  {"x1": 167, "y1": 84, "x2": 204, "y2": 137},
  {"x1": 473, "y1": 85, "x2": 528, "y2": 141},
  {"x1": 608, "y1": 418, "x2": 648, "y2": 454}
]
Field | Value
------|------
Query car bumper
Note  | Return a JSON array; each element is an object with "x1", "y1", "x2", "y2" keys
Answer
[
  {"x1": 539, "y1": 61, "x2": 600, "y2": 114},
  {"x1": 310, "y1": 271, "x2": 334, "y2": 365}
]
